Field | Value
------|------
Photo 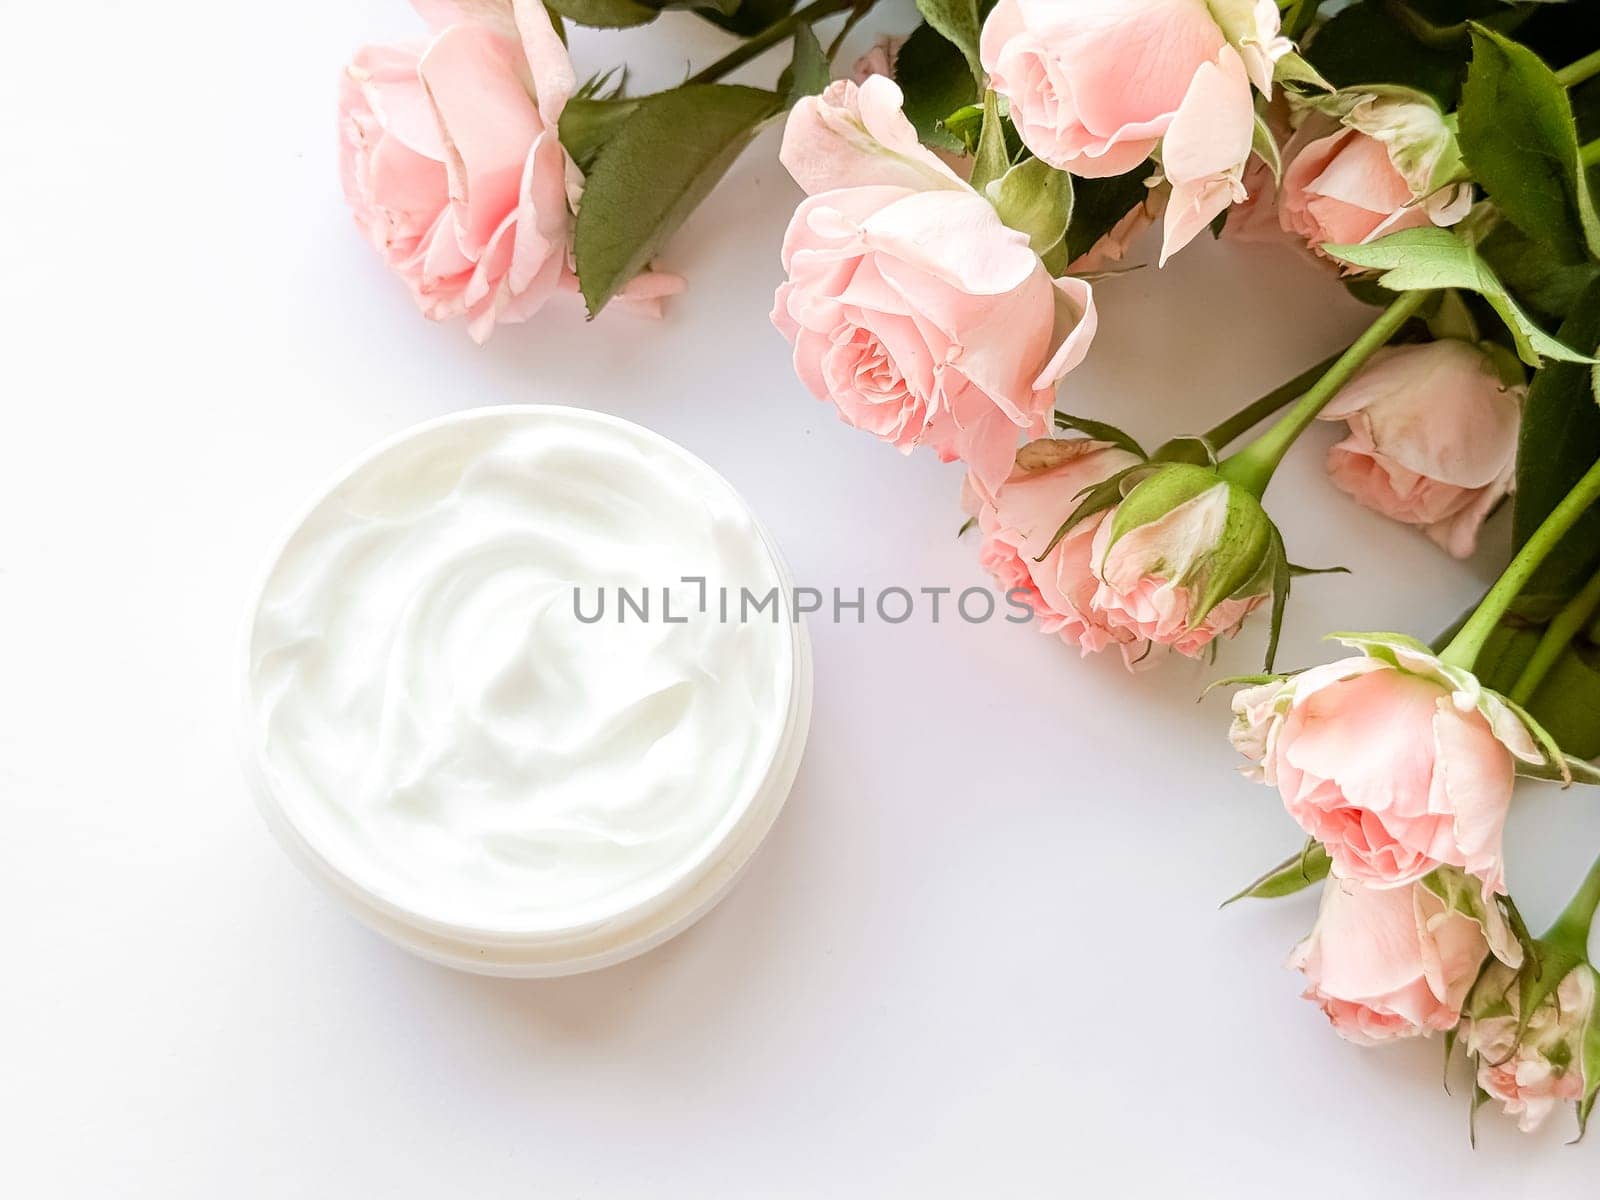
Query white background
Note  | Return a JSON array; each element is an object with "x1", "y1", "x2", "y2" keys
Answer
[{"x1": 5, "y1": 1, "x2": 1599, "y2": 1194}]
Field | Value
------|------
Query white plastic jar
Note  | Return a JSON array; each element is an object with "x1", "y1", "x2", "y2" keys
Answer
[{"x1": 240, "y1": 406, "x2": 811, "y2": 976}]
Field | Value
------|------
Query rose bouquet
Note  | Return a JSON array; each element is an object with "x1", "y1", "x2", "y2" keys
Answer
[{"x1": 339, "y1": 0, "x2": 1600, "y2": 1138}]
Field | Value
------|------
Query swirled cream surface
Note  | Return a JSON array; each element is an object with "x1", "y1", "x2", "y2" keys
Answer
[{"x1": 247, "y1": 407, "x2": 794, "y2": 933}]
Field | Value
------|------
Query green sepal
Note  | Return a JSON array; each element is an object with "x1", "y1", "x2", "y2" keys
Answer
[
  {"x1": 1220, "y1": 840, "x2": 1330, "y2": 907},
  {"x1": 1150, "y1": 436, "x2": 1218, "y2": 467},
  {"x1": 987, "y1": 156, "x2": 1074, "y2": 256},
  {"x1": 1052, "y1": 411, "x2": 1145, "y2": 459},
  {"x1": 1264, "y1": 527, "x2": 1290, "y2": 673},
  {"x1": 1576, "y1": 966, "x2": 1600, "y2": 1141},
  {"x1": 968, "y1": 90, "x2": 1010, "y2": 196},
  {"x1": 1033, "y1": 463, "x2": 1150, "y2": 561}
]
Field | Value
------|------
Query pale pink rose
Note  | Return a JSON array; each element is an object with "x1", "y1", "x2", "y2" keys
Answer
[
  {"x1": 980, "y1": 1, "x2": 1284, "y2": 263},
  {"x1": 339, "y1": 0, "x2": 680, "y2": 341},
  {"x1": 965, "y1": 438, "x2": 1145, "y2": 657},
  {"x1": 773, "y1": 81, "x2": 1097, "y2": 490},
  {"x1": 1278, "y1": 91, "x2": 1471, "y2": 261},
  {"x1": 980, "y1": 0, "x2": 1221, "y2": 177},
  {"x1": 1089, "y1": 480, "x2": 1269, "y2": 657},
  {"x1": 1229, "y1": 636, "x2": 1548, "y2": 895},
  {"x1": 1464, "y1": 963, "x2": 1595, "y2": 1133},
  {"x1": 849, "y1": 35, "x2": 905, "y2": 84},
  {"x1": 1319, "y1": 341, "x2": 1523, "y2": 558},
  {"x1": 1289, "y1": 872, "x2": 1519, "y2": 1045}
]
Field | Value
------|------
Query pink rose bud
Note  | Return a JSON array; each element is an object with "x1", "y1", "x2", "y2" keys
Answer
[
  {"x1": 1289, "y1": 869, "x2": 1521, "y2": 1046},
  {"x1": 1318, "y1": 340, "x2": 1524, "y2": 558},
  {"x1": 1088, "y1": 464, "x2": 1274, "y2": 658},
  {"x1": 1278, "y1": 88, "x2": 1472, "y2": 259},
  {"x1": 1229, "y1": 634, "x2": 1554, "y2": 896},
  {"x1": 773, "y1": 79, "x2": 1098, "y2": 491},
  {"x1": 1464, "y1": 961, "x2": 1597, "y2": 1133},
  {"x1": 965, "y1": 438, "x2": 1146, "y2": 659}
]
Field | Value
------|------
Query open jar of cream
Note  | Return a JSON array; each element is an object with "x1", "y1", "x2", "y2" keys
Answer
[{"x1": 240, "y1": 406, "x2": 811, "y2": 976}]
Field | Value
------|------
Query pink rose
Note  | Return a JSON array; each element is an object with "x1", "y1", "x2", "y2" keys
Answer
[
  {"x1": 1289, "y1": 871, "x2": 1519, "y2": 1045},
  {"x1": 1464, "y1": 962, "x2": 1595, "y2": 1133},
  {"x1": 773, "y1": 79, "x2": 1097, "y2": 490},
  {"x1": 1319, "y1": 340, "x2": 1524, "y2": 558},
  {"x1": 339, "y1": 0, "x2": 680, "y2": 342},
  {"x1": 1230, "y1": 635, "x2": 1549, "y2": 895},
  {"x1": 1278, "y1": 90, "x2": 1471, "y2": 260},
  {"x1": 965, "y1": 438, "x2": 1145, "y2": 657},
  {"x1": 979, "y1": 0, "x2": 1287, "y2": 262},
  {"x1": 1088, "y1": 468, "x2": 1272, "y2": 658}
]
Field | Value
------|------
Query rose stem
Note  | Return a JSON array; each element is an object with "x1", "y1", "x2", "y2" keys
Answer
[
  {"x1": 1508, "y1": 566, "x2": 1600, "y2": 704},
  {"x1": 686, "y1": 0, "x2": 861, "y2": 86},
  {"x1": 1217, "y1": 290, "x2": 1430, "y2": 498},
  {"x1": 1440, "y1": 458, "x2": 1600, "y2": 671},
  {"x1": 1556, "y1": 48, "x2": 1600, "y2": 90}
]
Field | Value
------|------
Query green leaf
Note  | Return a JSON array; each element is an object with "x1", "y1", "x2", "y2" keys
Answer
[
  {"x1": 1062, "y1": 163, "x2": 1157, "y2": 263},
  {"x1": 969, "y1": 90, "x2": 1009, "y2": 195},
  {"x1": 1480, "y1": 220, "x2": 1600, "y2": 320},
  {"x1": 574, "y1": 84, "x2": 779, "y2": 316},
  {"x1": 778, "y1": 23, "x2": 829, "y2": 109},
  {"x1": 987, "y1": 157, "x2": 1073, "y2": 255},
  {"x1": 893, "y1": 21, "x2": 978, "y2": 154},
  {"x1": 695, "y1": 0, "x2": 793, "y2": 36},
  {"x1": 1303, "y1": 0, "x2": 1468, "y2": 107},
  {"x1": 1459, "y1": 25, "x2": 1600, "y2": 264},
  {"x1": 914, "y1": 0, "x2": 983, "y2": 84},
  {"x1": 1522, "y1": 645, "x2": 1600, "y2": 762},
  {"x1": 1052, "y1": 411, "x2": 1144, "y2": 458},
  {"x1": 1222, "y1": 842, "x2": 1332, "y2": 906},
  {"x1": 1326, "y1": 227, "x2": 1598, "y2": 365},
  {"x1": 558, "y1": 96, "x2": 640, "y2": 171},
  {"x1": 1514, "y1": 278, "x2": 1600, "y2": 597},
  {"x1": 545, "y1": 0, "x2": 658, "y2": 28}
]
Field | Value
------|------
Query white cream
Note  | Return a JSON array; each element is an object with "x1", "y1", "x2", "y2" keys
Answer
[{"x1": 245, "y1": 407, "x2": 799, "y2": 946}]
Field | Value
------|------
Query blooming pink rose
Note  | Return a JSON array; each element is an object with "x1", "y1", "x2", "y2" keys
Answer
[
  {"x1": 1278, "y1": 90, "x2": 1471, "y2": 260},
  {"x1": 965, "y1": 438, "x2": 1145, "y2": 657},
  {"x1": 1465, "y1": 962, "x2": 1595, "y2": 1133},
  {"x1": 1289, "y1": 871, "x2": 1519, "y2": 1045},
  {"x1": 1319, "y1": 340, "x2": 1523, "y2": 558},
  {"x1": 774, "y1": 79, "x2": 1097, "y2": 490},
  {"x1": 980, "y1": 0, "x2": 1286, "y2": 262},
  {"x1": 339, "y1": 0, "x2": 680, "y2": 342},
  {"x1": 1089, "y1": 475, "x2": 1270, "y2": 658},
  {"x1": 1230, "y1": 635, "x2": 1550, "y2": 895}
]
